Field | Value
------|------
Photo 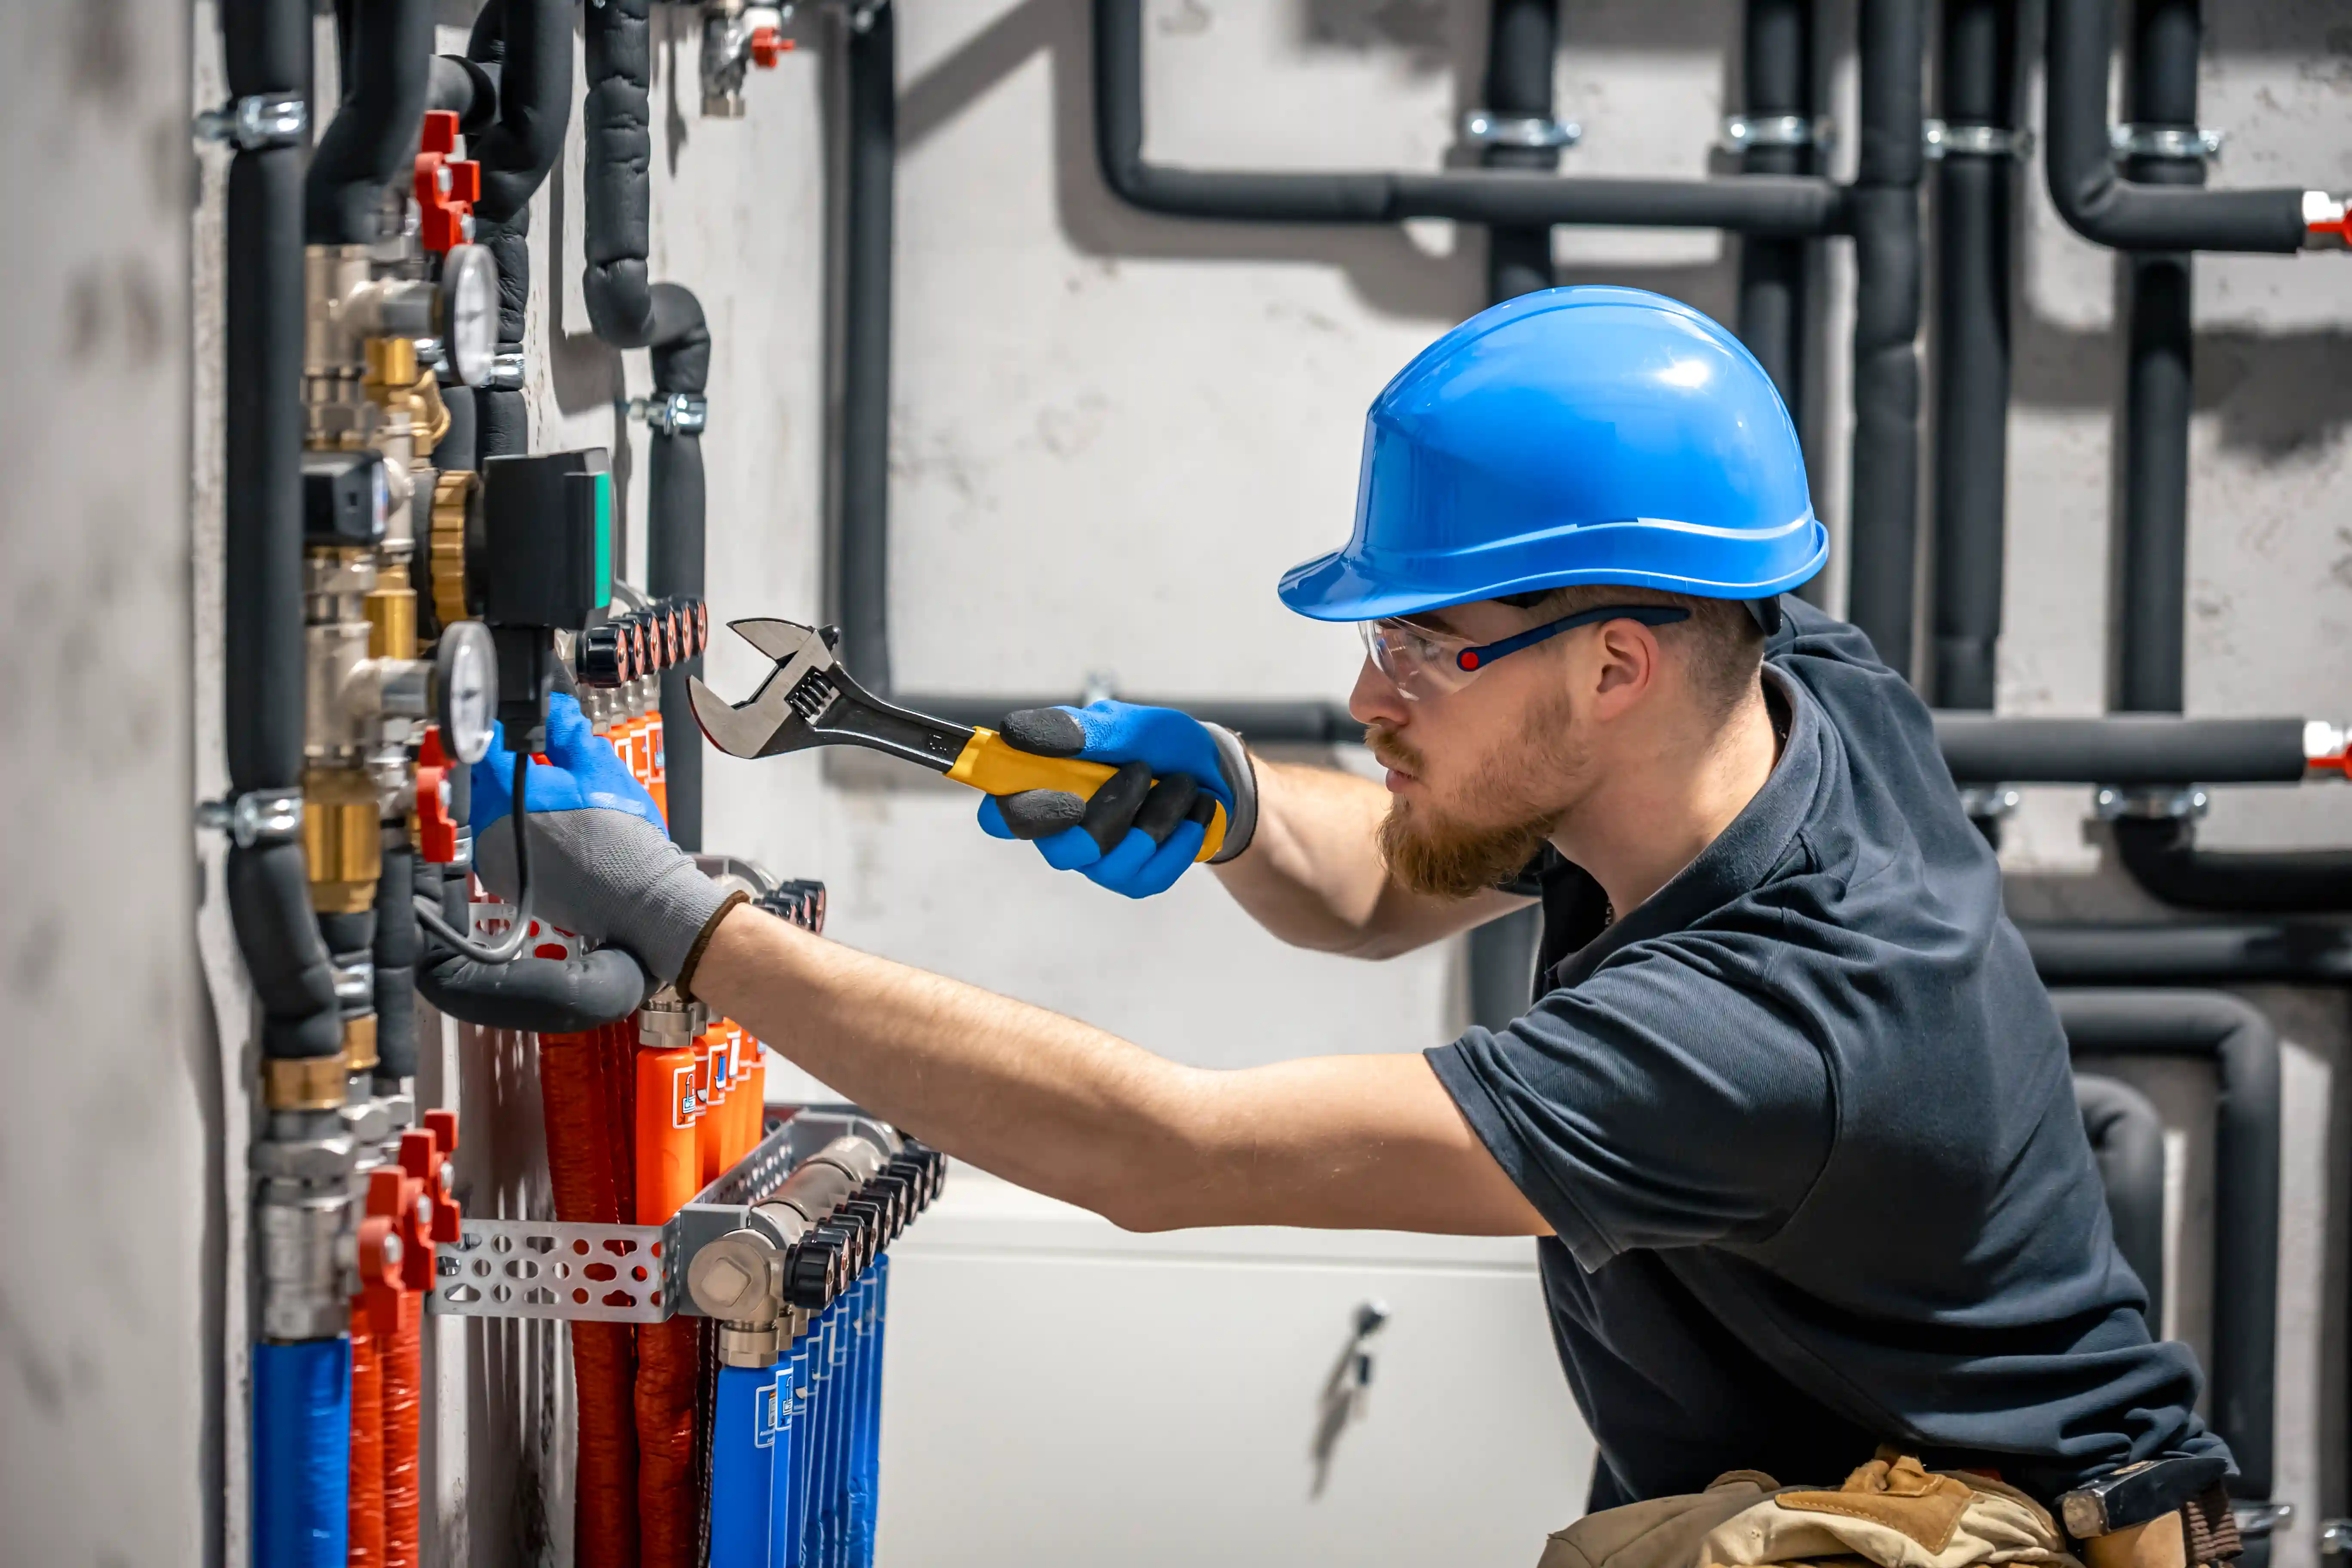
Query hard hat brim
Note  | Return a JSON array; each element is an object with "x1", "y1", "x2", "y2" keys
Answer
[{"x1": 1277, "y1": 514, "x2": 1829, "y2": 624}]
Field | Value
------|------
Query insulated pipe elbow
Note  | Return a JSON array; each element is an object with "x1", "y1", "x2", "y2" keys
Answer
[
  {"x1": 228, "y1": 843, "x2": 346, "y2": 1060},
  {"x1": 2072, "y1": 1072, "x2": 2168, "y2": 1308},
  {"x1": 2050, "y1": 988, "x2": 2280, "y2": 1499},
  {"x1": 2111, "y1": 817, "x2": 2352, "y2": 915},
  {"x1": 2043, "y1": 0, "x2": 2306, "y2": 253},
  {"x1": 305, "y1": 0, "x2": 436, "y2": 245},
  {"x1": 416, "y1": 947, "x2": 650, "y2": 1032},
  {"x1": 466, "y1": 0, "x2": 571, "y2": 226},
  {"x1": 426, "y1": 54, "x2": 497, "y2": 133}
]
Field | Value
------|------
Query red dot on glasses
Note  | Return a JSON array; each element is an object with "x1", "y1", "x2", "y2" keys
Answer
[{"x1": 1458, "y1": 651, "x2": 1480, "y2": 671}]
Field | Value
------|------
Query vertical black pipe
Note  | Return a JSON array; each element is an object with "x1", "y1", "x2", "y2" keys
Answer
[
  {"x1": 1929, "y1": 0, "x2": 2018, "y2": 710},
  {"x1": 466, "y1": 0, "x2": 573, "y2": 463},
  {"x1": 304, "y1": 0, "x2": 433, "y2": 245},
  {"x1": 1736, "y1": 0, "x2": 1814, "y2": 431},
  {"x1": 1465, "y1": 0, "x2": 1559, "y2": 1033},
  {"x1": 839, "y1": 3, "x2": 897, "y2": 688},
  {"x1": 2115, "y1": 0, "x2": 2202, "y2": 714},
  {"x1": 223, "y1": 0, "x2": 344, "y2": 1062},
  {"x1": 1481, "y1": 0, "x2": 1560, "y2": 303},
  {"x1": 647, "y1": 286, "x2": 712, "y2": 849},
  {"x1": 1842, "y1": 0, "x2": 1926, "y2": 682}
]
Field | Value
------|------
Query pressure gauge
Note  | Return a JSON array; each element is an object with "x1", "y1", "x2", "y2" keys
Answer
[
  {"x1": 439, "y1": 245, "x2": 499, "y2": 389},
  {"x1": 436, "y1": 620, "x2": 498, "y2": 763}
]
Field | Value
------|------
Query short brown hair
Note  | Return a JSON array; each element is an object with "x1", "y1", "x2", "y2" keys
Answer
[{"x1": 1497, "y1": 584, "x2": 1765, "y2": 720}]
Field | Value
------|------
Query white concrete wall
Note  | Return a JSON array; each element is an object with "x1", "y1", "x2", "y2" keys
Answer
[
  {"x1": 159, "y1": 0, "x2": 2352, "y2": 1562},
  {"x1": 1, "y1": 3, "x2": 207, "y2": 1565}
]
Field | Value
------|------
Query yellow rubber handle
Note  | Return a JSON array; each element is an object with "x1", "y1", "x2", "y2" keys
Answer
[{"x1": 943, "y1": 728, "x2": 1229, "y2": 863}]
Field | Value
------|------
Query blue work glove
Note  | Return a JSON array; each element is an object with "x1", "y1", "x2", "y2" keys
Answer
[
  {"x1": 472, "y1": 693, "x2": 731, "y2": 982},
  {"x1": 977, "y1": 701, "x2": 1259, "y2": 898}
]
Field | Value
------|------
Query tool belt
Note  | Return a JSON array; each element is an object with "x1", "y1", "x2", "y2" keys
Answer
[{"x1": 1538, "y1": 1451, "x2": 2240, "y2": 1568}]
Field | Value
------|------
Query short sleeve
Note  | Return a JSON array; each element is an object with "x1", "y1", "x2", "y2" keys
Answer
[{"x1": 1427, "y1": 942, "x2": 1834, "y2": 1271}]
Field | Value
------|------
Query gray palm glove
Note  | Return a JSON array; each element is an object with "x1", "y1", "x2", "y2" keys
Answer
[{"x1": 470, "y1": 693, "x2": 731, "y2": 983}]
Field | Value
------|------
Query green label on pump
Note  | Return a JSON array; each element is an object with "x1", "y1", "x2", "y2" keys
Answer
[{"x1": 593, "y1": 470, "x2": 613, "y2": 608}]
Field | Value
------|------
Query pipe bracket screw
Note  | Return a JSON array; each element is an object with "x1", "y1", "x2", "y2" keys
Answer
[
  {"x1": 484, "y1": 351, "x2": 527, "y2": 391},
  {"x1": 197, "y1": 789, "x2": 306, "y2": 848},
  {"x1": 1923, "y1": 120, "x2": 2035, "y2": 161},
  {"x1": 631, "y1": 392, "x2": 710, "y2": 436},
  {"x1": 194, "y1": 94, "x2": 309, "y2": 150},
  {"x1": 2109, "y1": 123, "x2": 2225, "y2": 163},
  {"x1": 1719, "y1": 114, "x2": 1834, "y2": 154},
  {"x1": 1958, "y1": 786, "x2": 2022, "y2": 821},
  {"x1": 1460, "y1": 112, "x2": 1581, "y2": 151},
  {"x1": 2094, "y1": 784, "x2": 2210, "y2": 822}
]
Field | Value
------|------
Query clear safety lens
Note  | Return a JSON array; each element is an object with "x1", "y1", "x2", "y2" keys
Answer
[{"x1": 1359, "y1": 618, "x2": 1476, "y2": 701}]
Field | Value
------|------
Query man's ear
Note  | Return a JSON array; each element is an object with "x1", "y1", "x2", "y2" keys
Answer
[{"x1": 1587, "y1": 618, "x2": 1662, "y2": 716}]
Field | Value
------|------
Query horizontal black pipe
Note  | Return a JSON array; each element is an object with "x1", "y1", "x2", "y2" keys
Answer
[
  {"x1": 2112, "y1": 818, "x2": 2352, "y2": 915},
  {"x1": 2073, "y1": 1072, "x2": 2167, "y2": 1311},
  {"x1": 225, "y1": 0, "x2": 342, "y2": 1063},
  {"x1": 1933, "y1": 714, "x2": 2312, "y2": 784},
  {"x1": 2050, "y1": 989, "x2": 2279, "y2": 1498},
  {"x1": 2044, "y1": 0, "x2": 2309, "y2": 252},
  {"x1": 305, "y1": 0, "x2": 433, "y2": 245},
  {"x1": 1090, "y1": 0, "x2": 1844, "y2": 238},
  {"x1": 417, "y1": 948, "x2": 650, "y2": 1032},
  {"x1": 2023, "y1": 920, "x2": 2352, "y2": 985}
]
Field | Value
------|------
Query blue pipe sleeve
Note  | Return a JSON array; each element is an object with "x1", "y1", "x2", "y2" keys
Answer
[
  {"x1": 770, "y1": 1350, "x2": 803, "y2": 1568},
  {"x1": 710, "y1": 1364, "x2": 778, "y2": 1568},
  {"x1": 821, "y1": 1295, "x2": 850, "y2": 1567},
  {"x1": 847, "y1": 1271, "x2": 878, "y2": 1568},
  {"x1": 852, "y1": 1256, "x2": 890, "y2": 1568},
  {"x1": 253, "y1": 1338, "x2": 352, "y2": 1568}
]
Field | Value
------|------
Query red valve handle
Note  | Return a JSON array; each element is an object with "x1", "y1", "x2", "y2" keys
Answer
[
  {"x1": 750, "y1": 25, "x2": 793, "y2": 67},
  {"x1": 413, "y1": 110, "x2": 481, "y2": 254}
]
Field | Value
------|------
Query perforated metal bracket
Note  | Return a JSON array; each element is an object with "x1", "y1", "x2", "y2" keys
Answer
[{"x1": 429, "y1": 1105, "x2": 897, "y2": 1322}]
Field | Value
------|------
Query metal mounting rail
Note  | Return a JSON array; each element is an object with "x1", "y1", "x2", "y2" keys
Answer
[{"x1": 429, "y1": 1105, "x2": 899, "y2": 1323}]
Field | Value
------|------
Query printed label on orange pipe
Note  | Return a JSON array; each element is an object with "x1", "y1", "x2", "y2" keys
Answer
[{"x1": 634, "y1": 1035, "x2": 701, "y2": 1226}]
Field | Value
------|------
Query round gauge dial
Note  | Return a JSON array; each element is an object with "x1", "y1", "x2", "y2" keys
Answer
[
  {"x1": 436, "y1": 620, "x2": 498, "y2": 763},
  {"x1": 440, "y1": 244, "x2": 499, "y2": 389}
]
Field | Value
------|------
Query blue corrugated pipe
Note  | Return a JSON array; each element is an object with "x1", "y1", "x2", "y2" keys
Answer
[
  {"x1": 253, "y1": 1338, "x2": 352, "y2": 1568},
  {"x1": 710, "y1": 1362, "x2": 779, "y2": 1567},
  {"x1": 850, "y1": 1255, "x2": 890, "y2": 1568},
  {"x1": 770, "y1": 1343, "x2": 804, "y2": 1568}
]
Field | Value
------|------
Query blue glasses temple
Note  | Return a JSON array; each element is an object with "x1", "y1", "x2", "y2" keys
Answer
[{"x1": 1453, "y1": 605, "x2": 1692, "y2": 673}]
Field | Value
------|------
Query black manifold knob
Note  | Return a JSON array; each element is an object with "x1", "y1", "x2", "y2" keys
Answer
[
  {"x1": 783, "y1": 1235, "x2": 845, "y2": 1310},
  {"x1": 577, "y1": 622, "x2": 627, "y2": 688}
]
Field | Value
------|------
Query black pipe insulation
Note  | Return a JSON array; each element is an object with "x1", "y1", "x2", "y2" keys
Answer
[
  {"x1": 466, "y1": 0, "x2": 572, "y2": 463},
  {"x1": 2111, "y1": 818, "x2": 2352, "y2": 915},
  {"x1": 305, "y1": 0, "x2": 435, "y2": 246},
  {"x1": 1734, "y1": 0, "x2": 1815, "y2": 428},
  {"x1": 417, "y1": 947, "x2": 652, "y2": 1033},
  {"x1": 1839, "y1": 0, "x2": 1925, "y2": 684},
  {"x1": 427, "y1": 54, "x2": 499, "y2": 134},
  {"x1": 2049, "y1": 989, "x2": 2279, "y2": 1499},
  {"x1": 1480, "y1": 0, "x2": 1561, "y2": 304},
  {"x1": 437, "y1": 383, "x2": 478, "y2": 475},
  {"x1": 373, "y1": 830, "x2": 419, "y2": 1084},
  {"x1": 1928, "y1": 0, "x2": 2018, "y2": 710},
  {"x1": 2024, "y1": 921, "x2": 2352, "y2": 986},
  {"x1": 2044, "y1": 0, "x2": 2310, "y2": 253},
  {"x1": 1932, "y1": 714, "x2": 2313, "y2": 784},
  {"x1": 837, "y1": 0, "x2": 897, "y2": 688},
  {"x1": 1089, "y1": 0, "x2": 1844, "y2": 238},
  {"x1": 582, "y1": 0, "x2": 660, "y2": 346},
  {"x1": 224, "y1": 0, "x2": 344, "y2": 1063},
  {"x1": 2072, "y1": 1072, "x2": 2168, "y2": 1313},
  {"x1": 2116, "y1": 241, "x2": 2194, "y2": 710},
  {"x1": 646, "y1": 284, "x2": 712, "y2": 850}
]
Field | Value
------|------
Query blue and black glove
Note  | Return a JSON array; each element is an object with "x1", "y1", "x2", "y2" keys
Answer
[
  {"x1": 978, "y1": 701, "x2": 1258, "y2": 898},
  {"x1": 472, "y1": 692, "x2": 731, "y2": 982}
]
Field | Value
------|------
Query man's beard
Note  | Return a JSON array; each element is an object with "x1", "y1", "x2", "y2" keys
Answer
[{"x1": 1366, "y1": 722, "x2": 1568, "y2": 900}]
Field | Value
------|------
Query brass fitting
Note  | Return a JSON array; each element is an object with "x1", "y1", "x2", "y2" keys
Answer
[
  {"x1": 264, "y1": 1054, "x2": 350, "y2": 1112},
  {"x1": 366, "y1": 560, "x2": 419, "y2": 660},
  {"x1": 342, "y1": 1011, "x2": 381, "y2": 1076},
  {"x1": 427, "y1": 470, "x2": 478, "y2": 630},
  {"x1": 303, "y1": 766, "x2": 383, "y2": 913}
]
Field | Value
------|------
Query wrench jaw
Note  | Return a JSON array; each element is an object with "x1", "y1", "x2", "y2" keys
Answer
[{"x1": 686, "y1": 616, "x2": 839, "y2": 759}]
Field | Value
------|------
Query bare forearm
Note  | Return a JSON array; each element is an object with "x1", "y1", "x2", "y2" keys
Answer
[
  {"x1": 1214, "y1": 757, "x2": 1525, "y2": 957},
  {"x1": 689, "y1": 905, "x2": 1546, "y2": 1236}
]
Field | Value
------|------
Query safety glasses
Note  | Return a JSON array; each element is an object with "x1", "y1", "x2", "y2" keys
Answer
[{"x1": 1359, "y1": 603, "x2": 1692, "y2": 700}]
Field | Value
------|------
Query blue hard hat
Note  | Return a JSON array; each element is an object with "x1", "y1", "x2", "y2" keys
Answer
[{"x1": 1278, "y1": 287, "x2": 1826, "y2": 622}]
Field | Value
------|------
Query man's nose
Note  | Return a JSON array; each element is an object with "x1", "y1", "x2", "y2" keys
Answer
[{"x1": 1348, "y1": 657, "x2": 1409, "y2": 729}]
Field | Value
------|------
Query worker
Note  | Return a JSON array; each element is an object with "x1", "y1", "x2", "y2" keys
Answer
[{"x1": 475, "y1": 289, "x2": 2231, "y2": 1562}]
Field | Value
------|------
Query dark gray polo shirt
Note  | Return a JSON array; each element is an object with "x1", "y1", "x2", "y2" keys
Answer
[{"x1": 1428, "y1": 599, "x2": 2225, "y2": 1508}]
